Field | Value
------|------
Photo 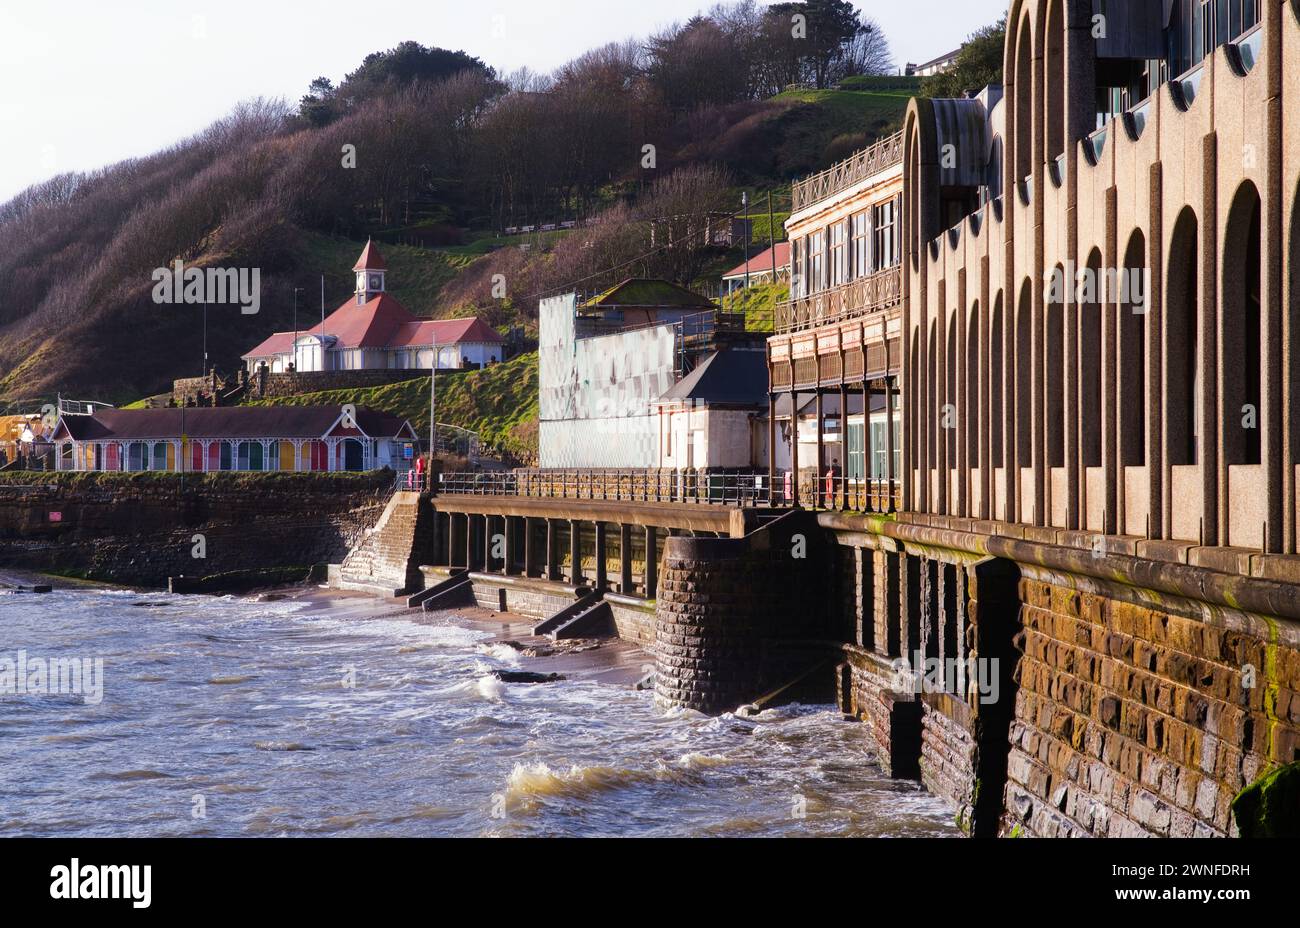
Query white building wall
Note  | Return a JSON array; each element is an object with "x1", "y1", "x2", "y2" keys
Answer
[{"x1": 538, "y1": 294, "x2": 678, "y2": 468}]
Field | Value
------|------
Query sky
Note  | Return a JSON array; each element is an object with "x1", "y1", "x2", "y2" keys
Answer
[{"x1": 0, "y1": 0, "x2": 1009, "y2": 204}]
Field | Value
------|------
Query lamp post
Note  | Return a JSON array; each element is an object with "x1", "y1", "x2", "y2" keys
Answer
[{"x1": 741, "y1": 191, "x2": 750, "y2": 292}]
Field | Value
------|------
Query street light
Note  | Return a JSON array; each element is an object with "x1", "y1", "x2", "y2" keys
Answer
[{"x1": 429, "y1": 330, "x2": 438, "y2": 491}]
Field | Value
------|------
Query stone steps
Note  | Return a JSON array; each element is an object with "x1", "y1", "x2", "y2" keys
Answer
[{"x1": 337, "y1": 491, "x2": 426, "y2": 595}]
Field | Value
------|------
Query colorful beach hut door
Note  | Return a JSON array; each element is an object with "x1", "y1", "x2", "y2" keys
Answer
[{"x1": 343, "y1": 439, "x2": 364, "y2": 472}]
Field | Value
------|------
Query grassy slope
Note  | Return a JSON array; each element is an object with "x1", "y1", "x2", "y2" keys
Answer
[
  {"x1": 244, "y1": 351, "x2": 539, "y2": 459},
  {"x1": 720, "y1": 280, "x2": 788, "y2": 334}
]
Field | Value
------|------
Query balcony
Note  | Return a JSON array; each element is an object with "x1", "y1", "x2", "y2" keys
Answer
[
  {"x1": 790, "y1": 131, "x2": 904, "y2": 215},
  {"x1": 774, "y1": 266, "x2": 902, "y2": 334}
]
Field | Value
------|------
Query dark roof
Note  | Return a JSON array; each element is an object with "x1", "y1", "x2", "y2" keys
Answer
[
  {"x1": 657, "y1": 349, "x2": 768, "y2": 407},
  {"x1": 56, "y1": 406, "x2": 412, "y2": 442},
  {"x1": 583, "y1": 278, "x2": 715, "y2": 310}
]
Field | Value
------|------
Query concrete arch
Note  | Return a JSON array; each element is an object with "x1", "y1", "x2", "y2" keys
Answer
[
  {"x1": 1119, "y1": 229, "x2": 1148, "y2": 467},
  {"x1": 1043, "y1": 0, "x2": 1066, "y2": 168},
  {"x1": 947, "y1": 311, "x2": 959, "y2": 470},
  {"x1": 904, "y1": 98, "x2": 942, "y2": 269},
  {"x1": 990, "y1": 290, "x2": 1006, "y2": 469},
  {"x1": 1166, "y1": 206, "x2": 1200, "y2": 467},
  {"x1": 967, "y1": 300, "x2": 981, "y2": 475},
  {"x1": 1289, "y1": 178, "x2": 1300, "y2": 551},
  {"x1": 1015, "y1": 279, "x2": 1034, "y2": 473},
  {"x1": 1221, "y1": 180, "x2": 1263, "y2": 467},
  {"x1": 1008, "y1": 7, "x2": 1037, "y2": 186},
  {"x1": 910, "y1": 329, "x2": 921, "y2": 497},
  {"x1": 1080, "y1": 247, "x2": 1103, "y2": 468},
  {"x1": 929, "y1": 318, "x2": 939, "y2": 470},
  {"x1": 1046, "y1": 264, "x2": 1066, "y2": 470}
]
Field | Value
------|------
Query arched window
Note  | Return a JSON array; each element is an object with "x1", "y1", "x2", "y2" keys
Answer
[
  {"x1": 1016, "y1": 281, "x2": 1033, "y2": 469},
  {"x1": 910, "y1": 330, "x2": 921, "y2": 482},
  {"x1": 1044, "y1": 1, "x2": 1066, "y2": 169},
  {"x1": 1222, "y1": 182, "x2": 1263, "y2": 466},
  {"x1": 1012, "y1": 14, "x2": 1035, "y2": 185},
  {"x1": 1120, "y1": 231, "x2": 1148, "y2": 466},
  {"x1": 1166, "y1": 208, "x2": 1200, "y2": 466},
  {"x1": 1081, "y1": 249, "x2": 1103, "y2": 468},
  {"x1": 928, "y1": 320, "x2": 939, "y2": 469},
  {"x1": 966, "y1": 303, "x2": 980, "y2": 474},
  {"x1": 947, "y1": 313, "x2": 958, "y2": 469},
  {"x1": 1047, "y1": 265, "x2": 1066, "y2": 468},
  {"x1": 990, "y1": 292, "x2": 1005, "y2": 468}
]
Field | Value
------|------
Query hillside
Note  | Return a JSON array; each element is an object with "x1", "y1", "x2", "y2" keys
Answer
[
  {"x1": 0, "y1": 10, "x2": 915, "y2": 411},
  {"x1": 245, "y1": 352, "x2": 539, "y2": 462}
]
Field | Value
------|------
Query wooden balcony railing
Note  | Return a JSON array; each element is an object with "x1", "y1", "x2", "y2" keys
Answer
[
  {"x1": 791, "y1": 131, "x2": 905, "y2": 214},
  {"x1": 774, "y1": 266, "x2": 902, "y2": 334}
]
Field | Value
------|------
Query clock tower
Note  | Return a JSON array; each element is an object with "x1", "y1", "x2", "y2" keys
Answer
[{"x1": 352, "y1": 239, "x2": 387, "y2": 304}]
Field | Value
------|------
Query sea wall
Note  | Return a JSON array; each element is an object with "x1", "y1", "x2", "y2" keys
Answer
[
  {"x1": 0, "y1": 472, "x2": 391, "y2": 588},
  {"x1": 819, "y1": 511, "x2": 1300, "y2": 838},
  {"x1": 653, "y1": 510, "x2": 835, "y2": 713}
]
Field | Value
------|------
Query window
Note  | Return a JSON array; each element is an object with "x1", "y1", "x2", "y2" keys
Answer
[
  {"x1": 851, "y1": 211, "x2": 871, "y2": 279},
  {"x1": 1167, "y1": 0, "x2": 1260, "y2": 76},
  {"x1": 790, "y1": 238, "x2": 804, "y2": 298},
  {"x1": 846, "y1": 422, "x2": 866, "y2": 480},
  {"x1": 808, "y1": 230, "x2": 825, "y2": 294},
  {"x1": 874, "y1": 200, "x2": 897, "y2": 271},
  {"x1": 829, "y1": 222, "x2": 847, "y2": 287},
  {"x1": 868, "y1": 419, "x2": 902, "y2": 479}
]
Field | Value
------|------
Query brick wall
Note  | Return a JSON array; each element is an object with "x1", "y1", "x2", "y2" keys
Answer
[
  {"x1": 1000, "y1": 578, "x2": 1300, "y2": 838},
  {"x1": 0, "y1": 472, "x2": 389, "y2": 588},
  {"x1": 654, "y1": 510, "x2": 832, "y2": 713}
]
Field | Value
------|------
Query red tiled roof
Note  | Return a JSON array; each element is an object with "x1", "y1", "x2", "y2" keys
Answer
[
  {"x1": 389, "y1": 317, "x2": 504, "y2": 348},
  {"x1": 722, "y1": 241, "x2": 791, "y2": 280},
  {"x1": 352, "y1": 239, "x2": 387, "y2": 272},
  {"x1": 244, "y1": 295, "x2": 503, "y2": 358},
  {"x1": 243, "y1": 331, "x2": 298, "y2": 359}
]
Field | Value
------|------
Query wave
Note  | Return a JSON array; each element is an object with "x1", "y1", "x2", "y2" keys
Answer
[
  {"x1": 677, "y1": 752, "x2": 729, "y2": 770},
  {"x1": 501, "y1": 760, "x2": 691, "y2": 811},
  {"x1": 476, "y1": 676, "x2": 505, "y2": 702}
]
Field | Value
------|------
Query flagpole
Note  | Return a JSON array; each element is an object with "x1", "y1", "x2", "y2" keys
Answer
[{"x1": 429, "y1": 330, "x2": 437, "y2": 492}]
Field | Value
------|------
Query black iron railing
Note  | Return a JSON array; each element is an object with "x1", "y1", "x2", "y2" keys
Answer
[
  {"x1": 438, "y1": 469, "x2": 771, "y2": 507},
  {"x1": 435, "y1": 468, "x2": 902, "y2": 514}
]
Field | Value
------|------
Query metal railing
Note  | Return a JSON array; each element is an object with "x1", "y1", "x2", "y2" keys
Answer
[
  {"x1": 434, "y1": 468, "x2": 902, "y2": 515},
  {"x1": 791, "y1": 131, "x2": 905, "y2": 214},
  {"x1": 438, "y1": 469, "x2": 772, "y2": 507},
  {"x1": 774, "y1": 266, "x2": 902, "y2": 334}
]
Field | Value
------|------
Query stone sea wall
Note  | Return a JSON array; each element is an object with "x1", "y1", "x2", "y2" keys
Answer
[{"x1": 0, "y1": 472, "x2": 391, "y2": 588}]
